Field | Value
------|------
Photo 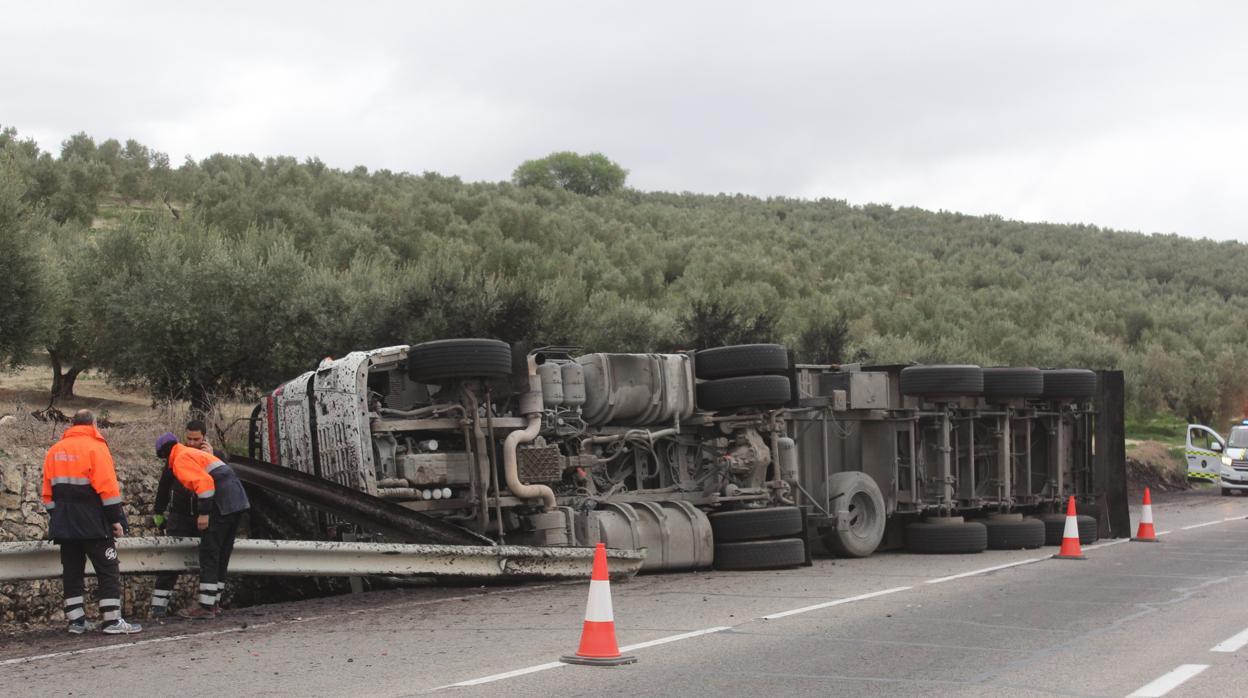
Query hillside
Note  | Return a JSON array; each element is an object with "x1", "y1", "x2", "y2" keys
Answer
[{"x1": 3, "y1": 126, "x2": 1248, "y2": 426}]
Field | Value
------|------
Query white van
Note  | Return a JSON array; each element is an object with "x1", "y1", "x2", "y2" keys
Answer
[
  {"x1": 1219, "y1": 425, "x2": 1248, "y2": 496},
  {"x1": 1186, "y1": 424, "x2": 1225, "y2": 482}
]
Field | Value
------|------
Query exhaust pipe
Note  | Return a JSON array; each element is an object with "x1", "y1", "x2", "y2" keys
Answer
[{"x1": 503, "y1": 355, "x2": 557, "y2": 511}]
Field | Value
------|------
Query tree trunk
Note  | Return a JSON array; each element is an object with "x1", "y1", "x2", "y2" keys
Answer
[
  {"x1": 49, "y1": 352, "x2": 84, "y2": 402},
  {"x1": 188, "y1": 383, "x2": 214, "y2": 418}
]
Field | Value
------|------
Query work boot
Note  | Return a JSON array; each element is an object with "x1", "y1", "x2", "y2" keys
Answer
[
  {"x1": 67, "y1": 619, "x2": 96, "y2": 634},
  {"x1": 178, "y1": 604, "x2": 215, "y2": 620},
  {"x1": 101, "y1": 618, "x2": 143, "y2": 635}
]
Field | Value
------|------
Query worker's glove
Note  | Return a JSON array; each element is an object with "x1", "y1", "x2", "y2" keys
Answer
[{"x1": 152, "y1": 513, "x2": 166, "y2": 530}]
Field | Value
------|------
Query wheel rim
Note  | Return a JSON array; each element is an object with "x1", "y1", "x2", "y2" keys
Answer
[{"x1": 847, "y1": 491, "x2": 876, "y2": 539}]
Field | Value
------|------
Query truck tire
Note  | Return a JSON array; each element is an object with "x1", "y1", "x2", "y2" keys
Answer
[
  {"x1": 982, "y1": 367, "x2": 1044, "y2": 398},
  {"x1": 713, "y1": 538, "x2": 806, "y2": 571},
  {"x1": 904, "y1": 518, "x2": 988, "y2": 554},
  {"x1": 1223, "y1": 487, "x2": 1233, "y2": 496},
  {"x1": 821, "y1": 472, "x2": 886, "y2": 558},
  {"x1": 695, "y1": 344, "x2": 790, "y2": 380},
  {"x1": 408, "y1": 339, "x2": 513, "y2": 383},
  {"x1": 982, "y1": 515, "x2": 1045, "y2": 550},
  {"x1": 1038, "y1": 513, "x2": 1099, "y2": 545},
  {"x1": 697, "y1": 375, "x2": 792, "y2": 411},
  {"x1": 899, "y1": 365, "x2": 984, "y2": 397},
  {"x1": 1040, "y1": 369, "x2": 1097, "y2": 399},
  {"x1": 708, "y1": 506, "x2": 803, "y2": 542}
]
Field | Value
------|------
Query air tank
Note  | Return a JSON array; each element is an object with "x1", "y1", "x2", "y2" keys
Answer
[
  {"x1": 560, "y1": 362, "x2": 587, "y2": 407},
  {"x1": 537, "y1": 362, "x2": 565, "y2": 407}
]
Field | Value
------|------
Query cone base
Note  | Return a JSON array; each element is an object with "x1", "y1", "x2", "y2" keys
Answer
[
  {"x1": 1131, "y1": 537, "x2": 1160, "y2": 542},
  {"x1": 561, "y1": 653, "x2": 637, "y2": 666},
  {"x1": 1053, "y1": 553, "x2": 1086, "y2": 560}
]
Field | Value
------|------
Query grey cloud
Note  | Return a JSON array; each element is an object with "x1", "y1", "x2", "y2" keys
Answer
[{"x1": 2, "y1": 1, "x2": 1245, "y2": 238}]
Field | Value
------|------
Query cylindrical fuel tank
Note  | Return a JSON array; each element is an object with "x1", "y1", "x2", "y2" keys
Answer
[
  {"x1": 576, "y1": 353, "x2": 695, "y2": 426},
  {"x1": 586, "y1": 501, "x2": 713, "y2": 571},
  {"x1": 537, "y1": 362, "x2": 564, "y2": 407},
  {"x1": 560, "y1": 362, "x2": 587, "y2": 407}
]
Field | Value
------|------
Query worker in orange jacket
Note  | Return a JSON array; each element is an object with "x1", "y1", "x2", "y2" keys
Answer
[
  {"x1": 155, "y1": 431, "x2": 250, "y2": 619},
  {"x1": 42, "y1": 409, "x2": 142, "y2": 635}
]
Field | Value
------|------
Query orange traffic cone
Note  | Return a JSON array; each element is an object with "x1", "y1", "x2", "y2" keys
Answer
[
  {"x1": 560, "y1": 543, "x2": 637, "y2": 666},
  {"x1": 1053, "y1": 496, "x2": 1086, "y2": 560},
  {"x1": 1132, "y1": 487, "x2": 1159, "y2": 542}
]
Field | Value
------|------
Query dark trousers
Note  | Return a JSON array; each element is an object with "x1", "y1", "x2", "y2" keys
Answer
[
  {"x1": 151, "y1": 513, "x2": 197, "y2": 610},
  {"x1": 197, "y1": 511, "x2": 241, "y2": 608},
  {"x1": 60, "y1": 538, "x2": 122, "y2": 623}
]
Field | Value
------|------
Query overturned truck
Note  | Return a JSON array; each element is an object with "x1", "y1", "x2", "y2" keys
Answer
[{"x1": 248, "y1": 340, "x2": 1128, "y2": 572}]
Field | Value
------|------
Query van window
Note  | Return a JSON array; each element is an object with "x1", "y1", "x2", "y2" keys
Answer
[
  {"x1": 1192, "y1": 429, "x2": 1217, "y2": 450},
  {"x1": 1228, "y1": 427, "x2": 1248, "y2": 448}
]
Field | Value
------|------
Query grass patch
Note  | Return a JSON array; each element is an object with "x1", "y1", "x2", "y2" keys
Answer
[{"x1": 1126, "y1": 412, "x2": 1188, "y2": 445}]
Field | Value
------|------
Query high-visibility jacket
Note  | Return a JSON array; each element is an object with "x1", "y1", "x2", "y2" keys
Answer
[
  {"x1": 168, "y1": 443, "x2": 250, "y2": 516},
  {"x1": 154, "y1": 447, "x2": 228, "y2": 519},
  {"x1": 41, "y1": 425, "x2": 126, "y2": 540}
]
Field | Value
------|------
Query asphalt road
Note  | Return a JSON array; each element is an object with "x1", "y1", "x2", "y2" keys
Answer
[{"x1": 4, "y1": 488, "x2": 1248, "y2": 698}]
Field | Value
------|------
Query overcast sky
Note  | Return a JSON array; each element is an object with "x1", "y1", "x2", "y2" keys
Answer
[{"x1": 3, "y1": 2, "x2": 1246, "y2": 240}]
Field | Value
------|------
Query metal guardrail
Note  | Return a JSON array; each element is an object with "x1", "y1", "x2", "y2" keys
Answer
[{"x1": 0, "y1": 537, "x2": 645, "y2": 582}]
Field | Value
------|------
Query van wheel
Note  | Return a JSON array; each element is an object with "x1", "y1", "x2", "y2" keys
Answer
[
  {"x1": 713, "y1": 538, "x2": 806, "y2": 570},
  {"x1": 408, "y1": 338, "x2": 513, "y2": 383},
  {"x1": 820, "y1": 472, "x2": 886, "y2": 558},
  {"x1": 1222, "y1": 487, "x2": 1233, "y2": 496}
]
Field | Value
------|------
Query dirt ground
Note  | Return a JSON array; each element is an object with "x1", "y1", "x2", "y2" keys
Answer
[
  {"x1": 1125, "y1": 440, "x2": 1190, "y2": 496},
  {"x1": 0, "y1": 361, "x2": 255, "y2": 451}
]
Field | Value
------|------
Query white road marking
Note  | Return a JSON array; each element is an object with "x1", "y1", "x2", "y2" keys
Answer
[
  {"x1": 1156, "y1": 530, "x2": 1172, "y2": 536},
  {"x1": 1181, "y1": 520, "x2": 1224, "y2": 530},
  {"x1": 1223, "y1": 516, "x2": 1246, "y2": 522},
  {"x1": 0, "y1": 584, "x2": 558, "y2": 667},
  {"x1": 1127, "y1": 664, "x2": 1209, "y2": 697},
  {"x1": 1083, "y1": 539, "x2": 1130, "y2": 551},
  {"x1": 1211, "y1": 626, "x2": 1248, "y2": 653},
  {"x1": 436, "y1": 626, "x2": 731, "y2": 689},
  {"x1": 619, "y1": 626, "x2": 730, "y2": 652},
  {"x1": 442, "y1": 661, "x2": 566, "y2": 687},
  {"x1": 761, "y1": 586, "x2": 912, "y2": 620},
  {"x1": 925, "y1": 558, "x2": 1047, "y2": 584}
]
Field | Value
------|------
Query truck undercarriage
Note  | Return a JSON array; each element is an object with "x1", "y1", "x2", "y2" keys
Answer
[{"x1": 249, "y1": 340, "x2": 1127, "y2": 572}]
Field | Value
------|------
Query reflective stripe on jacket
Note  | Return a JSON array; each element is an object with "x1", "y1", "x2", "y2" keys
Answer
[
  {"x1": 169, "y1": 443, "x2": 250, "y2": 515},
  {"x1": 41, "y1": 425, "x2": 125, "y2": 540}
]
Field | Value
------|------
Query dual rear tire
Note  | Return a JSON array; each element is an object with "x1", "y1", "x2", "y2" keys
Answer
[
  {"x1": 695, "y1": 344, "x2": 793, "y2": 412},
  {"x1": 709, "y1": 506, "x2": 806, "y2": 570},
  {"x1": 1037, "y1": 513, "x2": 1099, "y2": 545},
  {"x1": 905, "y1": 517, "x2": 988, "y2": 554}
]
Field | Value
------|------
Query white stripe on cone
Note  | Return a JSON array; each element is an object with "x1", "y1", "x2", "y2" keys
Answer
[
  {"x1": 1062, "y1": 515, "x2": 1079, "y2": 540},
  {"x1": 584, "y1": 580, "x2": 615, "y2": 623},
  {"x1": 1141, "y1": 504, "x2": 1153, "y2": 525}
]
